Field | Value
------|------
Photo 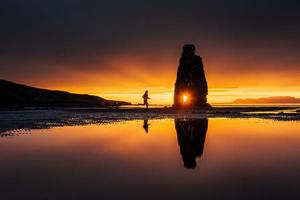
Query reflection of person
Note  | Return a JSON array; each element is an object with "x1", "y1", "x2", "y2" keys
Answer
[
  {"x1": 175, "y1": 118, "x2": 208, "y2": 169},
  {"x1": 143, "y1": 119, "x2": 150, "y2": 133},
  {"x1": 142, "y1": 90, "x2": 150, "y2": 109}
]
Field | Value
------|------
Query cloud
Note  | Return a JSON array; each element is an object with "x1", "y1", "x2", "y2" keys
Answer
[{"x1": 1, "y1": 0, "x2": 300, "y2": 88}]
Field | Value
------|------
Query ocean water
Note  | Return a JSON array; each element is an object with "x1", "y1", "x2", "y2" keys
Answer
[{"x1": 0, "y1": 117, "x2": 299, "y2": 199}]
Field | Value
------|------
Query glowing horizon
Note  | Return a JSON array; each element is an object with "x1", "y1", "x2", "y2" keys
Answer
[
  {"x1": 96, "y1": 87, "x2": 300, "y2": 105},
  {"x1": 6, "y1": 55, "x2": 300, "y2": 105},
  {"x1": 22, "y1": 83, "x2": 300, "y2": 105},
  {"x1": 5, "y1": 48, "x2": 300, "y2": 105}
]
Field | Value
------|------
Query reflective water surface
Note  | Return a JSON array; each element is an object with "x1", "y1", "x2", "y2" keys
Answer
[{"x1": 0, "y1": 118, "x2": 300, "y2": 199}]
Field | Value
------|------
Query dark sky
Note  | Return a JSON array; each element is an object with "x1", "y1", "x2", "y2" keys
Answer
[{"x1": 1, "y1": 0, "x2": 300, "y2": 93}]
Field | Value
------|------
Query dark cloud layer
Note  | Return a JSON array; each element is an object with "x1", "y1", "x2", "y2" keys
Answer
[{"x1": 1, "y1": 0, "x2": 300, "y2": 82}]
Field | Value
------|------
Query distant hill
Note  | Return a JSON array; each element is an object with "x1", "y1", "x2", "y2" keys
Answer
[
  {"x1": 0, "y1": 79, "x2": 130, "y2": 108},
  {"x1": 232, "y1": 96, "x2": 300, "y2": 104}
]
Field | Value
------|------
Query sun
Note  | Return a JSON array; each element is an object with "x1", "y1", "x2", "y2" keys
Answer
[{"x1": 183, "y1": 95, "x2": 188, "y2": 103}]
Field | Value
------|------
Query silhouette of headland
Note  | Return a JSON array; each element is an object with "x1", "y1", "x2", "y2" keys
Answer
[
  {"x1": 232, "y1": 96, "x2": 300, "y2": 104},
  {"x1": 0, "y1": 79, "x2": 130, "y2": 109},
  {"x1": 175, "y1": 118, "x2": 208, "y2": 169},
  {"x1": 174, "y1": 44, "x2": 210, "y2": 108}
]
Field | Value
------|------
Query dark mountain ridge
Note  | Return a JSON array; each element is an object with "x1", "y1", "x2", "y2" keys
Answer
[
  {"x1": 0, "y1": 79, "x2": 130, "y2": 108},
  {"x1": 232, "y1": 96, "x2": 300, "y2": 104}
]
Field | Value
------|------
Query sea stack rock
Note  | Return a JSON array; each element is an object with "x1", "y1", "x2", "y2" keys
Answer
[{"x1": 174, "y1": 44, "x2": 209, "y2": 108}]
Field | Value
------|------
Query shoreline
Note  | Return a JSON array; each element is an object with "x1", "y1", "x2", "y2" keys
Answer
[{"x1": 1, "y1": 106, "x2": 300, "y2": 136}]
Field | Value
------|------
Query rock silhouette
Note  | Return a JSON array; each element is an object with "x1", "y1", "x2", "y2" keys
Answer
[
  {"x1": 175, "y1": 118, "x2": 208, "y2": 169},
  {"x1": 174, "y1": 44, "x2": 209, "y2": 108}
]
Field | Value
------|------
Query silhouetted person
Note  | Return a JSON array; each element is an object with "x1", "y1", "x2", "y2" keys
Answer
[
  {"x1": 143, "y1": 119, "x2": 150, "y2": 133},
  {"x1": 174, "y1": 44, "x2": 209, "y2": 108},
  {"x1": 175, "y1": 118, "x2": 208, "y2": 169},
  {"x1": 142, "y1": 90, "x2": 150, "y2": 109}
]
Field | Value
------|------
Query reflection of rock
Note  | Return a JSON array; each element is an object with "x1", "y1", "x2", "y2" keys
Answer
[
  {"x1": 175, "y1": 118, "x2": 208, "y2": 169},
  {"x1": 174, "y1": 44, "x2": 209, "y2": 108}
]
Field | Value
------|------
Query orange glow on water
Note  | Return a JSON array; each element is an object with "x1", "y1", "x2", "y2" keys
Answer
[
  {"x1": 1, "y1": 118, "x2": 300, "y2": 197},
  {"x1": 1, "y1": 118, "x2": 300, "y2": 169}
]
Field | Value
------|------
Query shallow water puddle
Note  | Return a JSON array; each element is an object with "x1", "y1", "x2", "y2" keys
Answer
[{"x1": 0, "y1": 118, "x2": 300, "y2": 199}]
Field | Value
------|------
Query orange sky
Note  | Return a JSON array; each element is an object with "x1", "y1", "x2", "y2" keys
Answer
[
  {"x1": 9, "y1": 51, "x2": 300, "y2": 105},
  {"x1": 1, "y1": 0, "x2": 300, "y2": 105}
]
